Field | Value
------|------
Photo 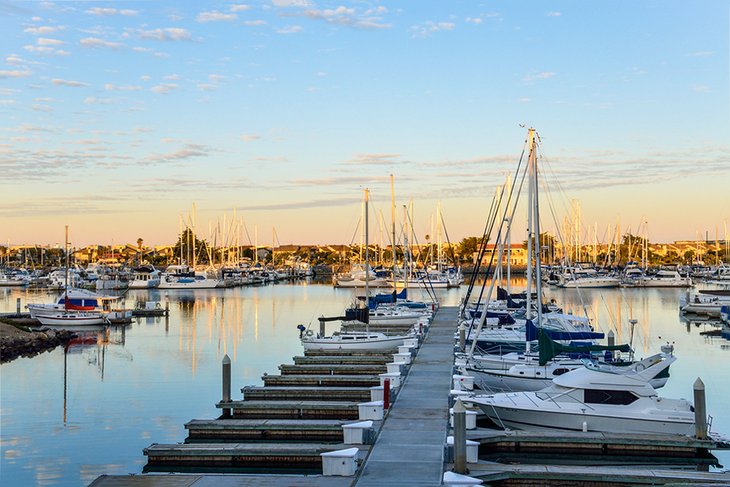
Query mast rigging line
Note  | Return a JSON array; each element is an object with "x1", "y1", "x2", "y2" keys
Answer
[{"x1": 463, "y1": 143, "x2": 529, "y2": 344}]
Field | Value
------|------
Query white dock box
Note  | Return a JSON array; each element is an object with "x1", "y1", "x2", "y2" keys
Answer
[
  {"x1": 446, "y1": 435, "x2": 479, "y2": 463},
  {"x1": 386, "y1": 362, "x2": 403, "y2": 375},
  {"x1": 321, "y1": 447, "x2": 359, "y2": 476},
  {"x1": 379, "y1": 372, "x2": 401, "y2": 389},
  {"x1": 370, "y1": 385, "x2": 384, "y2": 402},
  {"x1": 402, "y1": 338, "x2": 419, "y2": 348},
  {"x1": 452, "y1": 374, "x2": 474, "y2": 391},
  {"x1": 398, "y1": 345, "x2": 413, "y2": 355},
  {"x1": 393, "y1": 352, "x2": 411, "y2": 364},
  {"x1": 449, "y1": 407, "x2": 478, "y2": 430},
  {"x1": 358, "y1": 400, "x2": 384, "y2": 420},
  {"x1": 342, "y1": 420, "x2": 373, "y2": 445}
]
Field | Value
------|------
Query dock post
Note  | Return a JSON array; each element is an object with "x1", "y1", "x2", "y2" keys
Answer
[
  {"x1": 459, "y1": 323, "x2": 466, "y2": 351},
  {"x1": 222, "y1": 355, "x2": 231, "y2": 419},
  {"x1": 607, "y1": 329, "x2": 615, "y2": 347},
  {"x1": 453, "y1": 398, "x2": 467, "y2": 474},
  {"x1": 383, "y1": 378, "x2": 390, "y2": 409},
  {"x1": 694, "y1": 377, "x2": 707, "y2": 439},
  {"x1": 16, "y1": 297, "x2": 21, "y2": 316},
  {"x1": 319, "y1": 317, "x2": 326, "y2": 338}
]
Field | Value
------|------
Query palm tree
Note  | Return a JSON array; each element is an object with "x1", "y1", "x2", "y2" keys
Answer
[{"x1": 137, "y1": 238, "x2": 143, "y2": 265}]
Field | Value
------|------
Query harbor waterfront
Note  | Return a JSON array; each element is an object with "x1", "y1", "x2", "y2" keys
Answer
[{"x1": 1, "y1": 280, "x2": 729, "y2": 486}]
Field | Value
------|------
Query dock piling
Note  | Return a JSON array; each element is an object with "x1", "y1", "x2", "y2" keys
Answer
[
  {"x1": 383, "y1": 378, "x2": 390, "y2": 409},
  {"x1": 222, "y1": 355, "x2": 231, "y2": 419},
  {"x1": 453, "y1": 398, "x2": 467, "y2": 474},
  {"x1": 16, "y1": 297, "x2": 21, "y2": 316},
  {"x1": 694, "y1": 377, "x2": 707, "y2": 440},
  {"x1": 607, "y1": 329, "x2": 615, "y2": 347},
  {"x1": 459, "y1": 323, "x2": 466, "y2": 351}
]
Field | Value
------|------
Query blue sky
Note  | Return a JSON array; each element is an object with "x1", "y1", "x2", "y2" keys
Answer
[{"x1": 1, "y1": 1, "x2": 728, "y2": 247}]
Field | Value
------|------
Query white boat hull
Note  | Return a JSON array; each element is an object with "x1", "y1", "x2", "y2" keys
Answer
[
  {"x1": 158, "y1": 278, "x2": 219, "y2": 289},
  {"x1": 36, "y1": 312, "x2": 107, "y2": 327},
  {"x1": 301, "y1": 334, "x2": 410, "y2": 351},
  {"x1": 128, "y1": 279, "x2": 160, "y2": 289},
  {"x1": 472, "y1": 397, "x2": 694, "y2": 435}
]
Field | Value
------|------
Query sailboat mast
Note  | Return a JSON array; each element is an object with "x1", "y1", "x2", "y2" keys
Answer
[
  {"x1": 525, "y1": 131, "x2": 534, "y2": 323},
  {"x1": 64, "y1": 224, "x2": 69, "y2": 308},
  {"x1": 390, "y1": 175, "x2": 397, "y2": 292},
  {"x1": 364, "y1": 189, "x2": 371, "y2": 333},
  {"x1": 530, "y1": 129, "x2": 544, "y2": 328}
]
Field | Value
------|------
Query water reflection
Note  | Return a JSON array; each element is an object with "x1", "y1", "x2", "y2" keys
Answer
[{"x1": 1, "y1": 282, "x2": 729, "y2": 485}]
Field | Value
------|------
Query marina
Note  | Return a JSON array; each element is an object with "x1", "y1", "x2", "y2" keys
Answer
[{"x1": 2, "y1": 280, "x2": 730, "y2": 486}]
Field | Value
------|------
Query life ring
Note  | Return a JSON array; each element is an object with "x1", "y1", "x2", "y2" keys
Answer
[
  {"x1": 305, "y1": 330, "x2": 314, "y2": 337},
  {"x1": 156, "y1": 302, "x2": 161, "y2": 309}
]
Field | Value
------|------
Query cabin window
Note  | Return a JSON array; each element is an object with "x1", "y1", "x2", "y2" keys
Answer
[
  {"x1": 553, "y1": 368, "x2": 570, "y2": 376},
  {"x1": 584, "y1": 389, "x2": 638, "y2": 405}
]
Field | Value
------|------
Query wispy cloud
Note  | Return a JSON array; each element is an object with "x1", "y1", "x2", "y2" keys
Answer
[
  {"x1": 150, "y1": 83, "x2": 178, "y2": 94},
  {"x1": 5, "y1": 54, "x2": 25, "y2": 65},
  {"x1": 241, "y1": 134, "x2": 260, "y2": 142},
  {"x1": 344, "y1": 153, "x2": 404, "y2": 166},
  {"x1": 295, "y1": 6, "x2": 392, "y2": 30},
  {"x1": 104, "y1": 83, "x2": 142, "y2": 91},
  {"x1": 272, "y1": 0, "x2": 311, "y2": 7},
  {"x1": 547, "y1": 12, "x2": 561, "y2": 17},
  {"x1": 144, "y1": 143, "x2": 212, "y2": 164},
  {"x1": 86, "y1": 7, "x2": 138, "y2": 17},
  {"x1": 692, "y1": 84, "x2": 710, "y2": 93},
  {"x1": 24, "y1": 25, "x2": 62, "y2": 35},
  {"x1": 138, "y1": 28, "x2": 192, "y2": 41},
  {"x1": 196, "y1": 11, "x2": 237, "y2": 22},
  {"x1": 0, "y1": 70, "x2": 32, "y2": 78},
  {"x1": 243, "y1": 20, "x2": 267, "y2": 26},
  {"x1": 23, "y1": 44, "x2": 69, "y2": 56},
  {"x1": 83, "y1": 96, "x2": 113, "y2": 105},
  {"x1": 51, "y1": 78, "x2": 88, "y2": 87},
  {"x1": 236, "y1": 196, "x2": 360, "y2": 211},
  {"x1": 37, "y1": 37, "x2": 64, "y2": 46},
  {"x1": 276, "y1": 25, "x2": 303, "y2": 34},
  {"x1": 411, "y1": 21, "x2": 455, "y2": 38},
  {"x1": 80, "y1": 37, "x2": 123, "y2": 49},
  {"x1": 523, "y1": 71, "x2": 555, "y2": 82},
  {"x1": 230, "y1": 4, "x2": 251, "y2": 12}
]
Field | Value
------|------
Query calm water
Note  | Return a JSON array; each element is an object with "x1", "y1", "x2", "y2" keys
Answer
[{"x1": 1, "y1": 281, "x2": 728, "y2": 486}]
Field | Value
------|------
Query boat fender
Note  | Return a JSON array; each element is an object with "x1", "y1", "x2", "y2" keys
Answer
[{"x1": 635, "y1": 363, "x2": 645, "y2": 372}]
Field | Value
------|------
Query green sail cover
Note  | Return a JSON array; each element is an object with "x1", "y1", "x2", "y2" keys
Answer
[{"x1": 538, "y1": 329, "x2": 632, "y2": 366}]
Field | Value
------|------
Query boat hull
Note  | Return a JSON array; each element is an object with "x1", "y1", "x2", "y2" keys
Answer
[
  {"x1": 301, "y1": 335, "x2": 410, "y2": 351},
  {"x1": 471, "y1": 397, "x2": 694, "y2": 435}
]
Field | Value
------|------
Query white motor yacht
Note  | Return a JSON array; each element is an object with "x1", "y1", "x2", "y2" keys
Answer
[{"x1": 465, "y1": 358, "x2": 695, "y2": 435}]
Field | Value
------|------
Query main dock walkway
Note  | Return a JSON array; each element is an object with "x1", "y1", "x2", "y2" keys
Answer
[{"x1": 354, "y1": 306, "x2": 457, "y2": 487}]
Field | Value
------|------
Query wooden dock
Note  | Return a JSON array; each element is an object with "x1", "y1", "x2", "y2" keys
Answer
[
  {"x1": 354, "y1": 306, "x2": 458, "y2": 486},
  {"x1": 141, "y1": 329, "x2": 426, "y2": 475}
]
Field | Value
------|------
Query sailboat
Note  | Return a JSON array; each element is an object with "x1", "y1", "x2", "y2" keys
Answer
[
  {"x1": 301, "y1": 189, "x2": 415, "y2": 351},
  {"x1": 463, "y1": 129, "x2": 697, "y2": 435},
  {"x1": 33, "y1": 226, "x2": 108, "y2": 328}
]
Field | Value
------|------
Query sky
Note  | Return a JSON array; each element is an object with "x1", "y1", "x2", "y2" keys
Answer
[{"x1": 1, "y1": 0, "x2": 729, "y2": 248}]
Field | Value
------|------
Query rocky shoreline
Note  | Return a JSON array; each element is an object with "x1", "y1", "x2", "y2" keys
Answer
[{"x1": 0, "y1": 322, "x2": 76, "y2": 364}]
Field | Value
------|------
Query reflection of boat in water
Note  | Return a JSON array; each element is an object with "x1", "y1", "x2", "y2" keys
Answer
[{"x1": 680, "y1": 290, "x2": 730, "y2": 317}]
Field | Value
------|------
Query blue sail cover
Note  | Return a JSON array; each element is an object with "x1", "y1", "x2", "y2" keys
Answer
[
  {"x1": 367, "y1": 289, "x2": 412, "y2": 309},
  {"x1": 525, "y1": 319, "x2": 604, "y2": 342},
  {"x1": 467, "y1": 308, "x2": 516, "y2": 325}
]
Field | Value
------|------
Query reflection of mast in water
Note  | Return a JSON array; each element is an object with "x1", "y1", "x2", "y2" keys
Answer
[
  {"x1": 641, "y1": 292, "x2": 650, "y2": 354},
  {"x1": 254, "y1": 292, "x2": 259, "y2": 341},
  {"x1": 63, "y1": 343, "x2": 68, "y2": 426}
]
